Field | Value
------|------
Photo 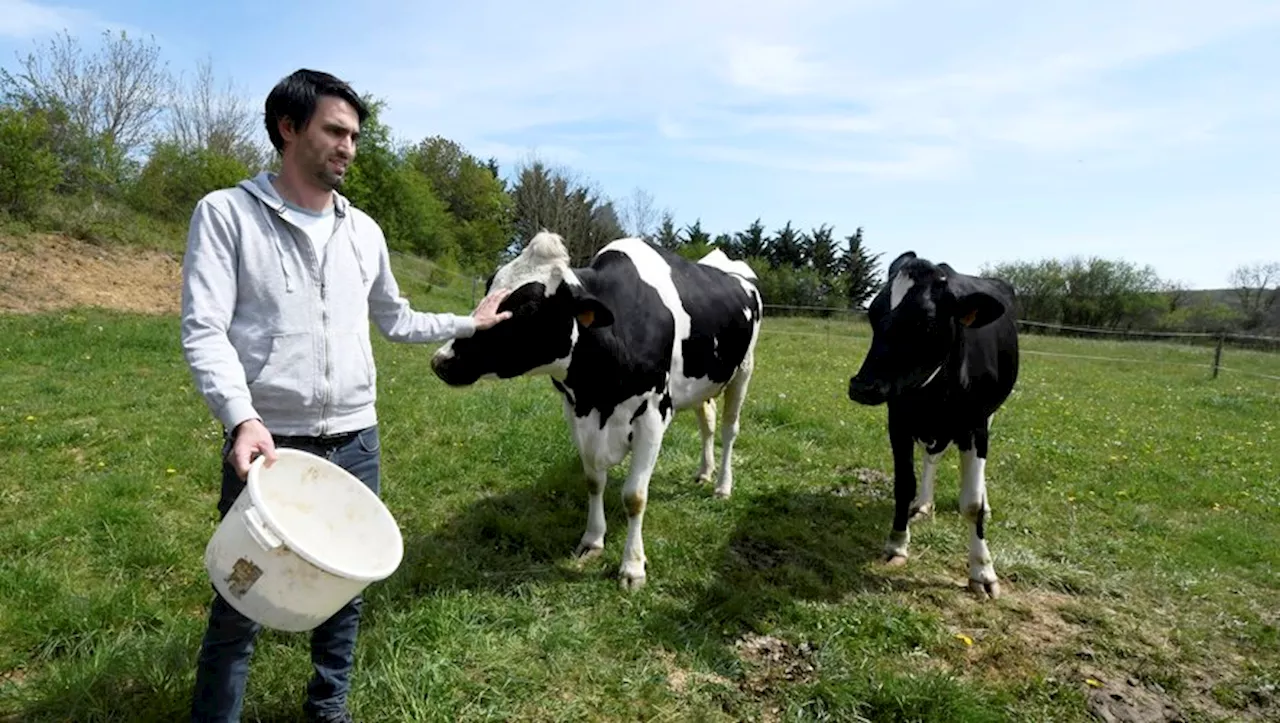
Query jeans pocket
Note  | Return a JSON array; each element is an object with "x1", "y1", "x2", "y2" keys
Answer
[{"x1": 357, "y1": 425, "x2": 380, "y2": 454}]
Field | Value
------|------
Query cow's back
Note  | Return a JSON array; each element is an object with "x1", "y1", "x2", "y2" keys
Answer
[{"x1": 580, "y1": 239, "x2": 760, "y2": 411}]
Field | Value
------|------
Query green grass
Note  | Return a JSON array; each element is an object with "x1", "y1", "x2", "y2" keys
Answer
[{"x1": 1, "y1": 267, "x2": 1278, "y2": 721}]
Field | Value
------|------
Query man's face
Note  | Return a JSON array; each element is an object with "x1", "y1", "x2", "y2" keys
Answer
[{"x1": 282, "y1": 95, "x2": 360, "y2": 190}]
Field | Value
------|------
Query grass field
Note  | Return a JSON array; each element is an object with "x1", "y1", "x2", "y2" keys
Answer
[{"x1": 1, "y1": 266, "x2": 1278, "y2": 722}]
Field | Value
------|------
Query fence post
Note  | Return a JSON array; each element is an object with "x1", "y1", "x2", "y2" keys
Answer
[
  {"x1": 471, "y1": 276, "x2": 477, "y2": 307},
  {"x1": 1212, "y1": 333, "x2": 1225, "y2": 379}
]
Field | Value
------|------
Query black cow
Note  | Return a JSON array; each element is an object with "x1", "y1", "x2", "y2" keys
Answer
[
  {"x1": 431, "y1": 231, "x2": 762, "y2": 590},
  {"x1": 847, "y1": 251, "x2": 1019, "y2": 599}
]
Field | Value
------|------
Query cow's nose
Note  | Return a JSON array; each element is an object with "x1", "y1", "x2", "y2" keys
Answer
[
  {"x1": 430, "y1": 347, "x2": 452, "y2": 379},
  {"x1": 848, "y1": 376, "x2": 888, "y2": 406}
]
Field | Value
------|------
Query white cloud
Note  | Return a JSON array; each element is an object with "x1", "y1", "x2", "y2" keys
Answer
[
  {"x1": 0, "y1": 0, "x2": 94, "y2": 38},
  {"x1": 355, "y1": 0, "x2": 1279, "y2": 185},
  {"x1": 689, "y1": 143, "x2": 964, "y2": 180},
  {"x1": 722, "y1": 43, "x2": 823, "y2": 96}
]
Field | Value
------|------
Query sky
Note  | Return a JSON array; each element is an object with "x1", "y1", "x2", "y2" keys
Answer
[{"x1": 2, "y1": 0, "x2": 1278, "y2": 290}]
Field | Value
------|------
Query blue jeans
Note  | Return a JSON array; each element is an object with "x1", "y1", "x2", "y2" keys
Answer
[{"x1": 191, "y1": 425, "x2": 381, "y2": 723}]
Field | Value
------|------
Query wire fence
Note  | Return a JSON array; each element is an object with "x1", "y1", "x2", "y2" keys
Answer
[
  {"x1": 394, "y1": 258, "x2": 1279, "y2": 383},
  {"x1": 759, "y1": 303, "x2": 1280, "y2": 383}
]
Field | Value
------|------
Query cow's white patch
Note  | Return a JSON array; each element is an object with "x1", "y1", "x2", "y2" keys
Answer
[
  {"x1": 490, "y1": 230, "x2": 576, "y2": 297},
  {"x1": 604, "y1": 239, "x2": 704, "y2": 407},
  {"x1": 911, "y1": 443, "x2": 944, "y2": 518},
  {"x1": 960, "y1": 448, "x2": 997, "y2": 589},
  {"x1": 698, "y1": 247, "x2": 758, "y2": 280},
  {"x1": 889, "y1": 269, "x2": 915, "y2": 310},
  {"x1": 921, "y1": 364, "x2": 943, "y2": 388},
  {"x1": 569, "y1": 390, "x2": 668, "y2": 590}
]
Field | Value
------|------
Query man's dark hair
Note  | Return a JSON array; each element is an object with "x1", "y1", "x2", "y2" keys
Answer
[{"x1": 264, "y1": 69, "x2": 370, "y2": 154}]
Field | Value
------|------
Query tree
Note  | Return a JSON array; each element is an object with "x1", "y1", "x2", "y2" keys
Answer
[
  {"x1": 839, "y1": 227, "x2": 881, "y2": 309},
  {"x1": 617, "y1": 187, "x2": 657, "y2": 240},
  {"x1": 985, "y1": 256, "x2": 1164, "y2": 328},
  {"x1": 508, "y1": 157, "x2": 623, "y2": 265},
  {"x1": 806, "y1": 223, "x2": 838, "y2": 276},
  {"x1": 406, "y1": 135, "x2": 513, "y2": 268},
  {"x1": 769, "y1": 221, "x2": 805, "y2": 269},
  {"x1": 0, "y1": 106, "x2": 61, "y2": 218},
  {"x1": 1229, "y1": 262, "x2": 1280, "y2": 330},
  {"x1": 128, "y1": 140, "x2": 249, "y2": 222},
  {"x1": 653, "y1": 210, "x2": 680, "y2": 250},
  {"x1": 164, "y1": 56, "x2": 265, "y2": 171},
  {"x1": 1, "y1": 29, "x2": 173, "y2": 180},
  {"x1": 341, "y1": 100, "x2": 457, "y2": 260},
  {"x1": 1160, "y1": 279, "x2": 1192, "y2": 314},
  {"x1": 682, "y1": 219, "x2": 711, "y2": 247},
  {"x1": 735, "y1": 218, "x2": 768, "y2": 259}
]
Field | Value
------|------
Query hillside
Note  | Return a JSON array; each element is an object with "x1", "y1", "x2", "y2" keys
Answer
[{"x1": 0, "y1": 232, "x2": 481, "y2": 318}]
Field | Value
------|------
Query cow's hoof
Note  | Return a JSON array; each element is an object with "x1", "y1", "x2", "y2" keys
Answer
[
  {"x1": 968, "y1": 579, "x2": 1001, "y2": 600},
  {"x1": 712, "y1": 486, "x2": 732, "y2": 499},
  {"x1": 883, "y1": 554, "x2": 909, "y2": 567},
  {"x1": 573, "y1": 543, "x2": 604, "y2": 561},
  {"x1": 694, "y1": 471, "x2": 713, "y2": 485},
  {"x1": 619, "y1": 568, "x2": 646, "y2": 591},
  {"x1": 908, "y1": 503, "x2": 934, "y2": 521}
]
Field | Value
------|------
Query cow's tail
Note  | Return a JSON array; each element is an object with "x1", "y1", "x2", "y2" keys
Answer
[{"x1": 697, "y1": 248, "x2": 758, "y2": 281}]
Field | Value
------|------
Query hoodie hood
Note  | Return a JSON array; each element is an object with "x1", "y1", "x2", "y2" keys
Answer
[
  {"x1": 236, "y1": 171, "x2": 361, "y2": 292},
  {"x1": 237, "y1": 171, "x2": 351, "y2": 220}
]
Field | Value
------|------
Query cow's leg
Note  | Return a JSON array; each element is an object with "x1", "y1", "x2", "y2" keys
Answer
[
  {"x1": 960, "y1": 426, "x2": 999, "y2": 599},
  {"x1": 574, "y1": 458, "x2": 608, "y2": 561},
  {"x1": 910, "y1": 443, "x2": 944, "y2": 520},
  {"x1": 884, "y1": 406, "x2": 916, "y2": 566},
  {"x1": 619, "y1": 408, "x2": 665, "y2": 590},
  {"x1": 694, "y1": 398, "x2": 716, "y2": 484},
  {"x1": 713, "y1": 358, "x2": 753, "y2": 499}
]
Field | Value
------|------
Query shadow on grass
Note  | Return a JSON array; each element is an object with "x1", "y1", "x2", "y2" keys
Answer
[
  {"x1": 384, "y1": 453, "x2": 612, "y2": 598},
  {"x1": 642, "y1": 482, "x2": 944, "y2": 657}
]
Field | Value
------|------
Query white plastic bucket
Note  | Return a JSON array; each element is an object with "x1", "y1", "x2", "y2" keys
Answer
[{"x1": 203, "y1": 448, "x2": 405, "y2": 632}]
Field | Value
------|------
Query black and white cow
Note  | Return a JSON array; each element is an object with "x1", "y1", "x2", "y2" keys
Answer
[
  {"x1": 431, "y1": 231, "x2": 763, "y2": 590},
  {"x1": 847, "y1": 251, "x2": 1019, "y2": 599}
]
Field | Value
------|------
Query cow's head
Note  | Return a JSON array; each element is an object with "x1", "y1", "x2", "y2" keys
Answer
[
  {"x1": 847, "y1": 251, "x2": 1006, "y2": 406},
  {"x1": 431, "y1": 231, "x2": 614, "y2": 386}
]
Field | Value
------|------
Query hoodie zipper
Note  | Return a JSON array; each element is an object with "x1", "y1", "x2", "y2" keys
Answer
[{"x1": 242, "y1": 177, "x2": 346, "y2": 437}]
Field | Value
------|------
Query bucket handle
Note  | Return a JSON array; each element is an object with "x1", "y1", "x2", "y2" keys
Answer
[{"x1": 243, "y1": 506, "x2": 284, "y2": 551}]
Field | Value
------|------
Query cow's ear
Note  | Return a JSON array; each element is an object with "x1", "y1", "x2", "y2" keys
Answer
[
  {"x1": 887, "y1": 251, "x2": 917, "y2": 280},
  {"x1": 569, "y1": 286, "x2": 614, "y2": 328},
  {"x1": 954, "y1": 291, "x2": 1005, "y2": 329}
]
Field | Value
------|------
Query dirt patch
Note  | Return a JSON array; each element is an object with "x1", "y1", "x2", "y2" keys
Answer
[
  {"x1": 1078, "y1": 669, "x2": 1188, "y2": 723},
  {"x1": 656, "y1": 650, "x2": 732, "y2": 696},
  {"x1": 0, "y1": 234, "x2": 182, "y2": 315},
  {"x1": 831, "y1": 466, "x2": 892, "y2": 499},
  {"x1": 734, "y1": 633, "x2": 819, "y2": 695}
]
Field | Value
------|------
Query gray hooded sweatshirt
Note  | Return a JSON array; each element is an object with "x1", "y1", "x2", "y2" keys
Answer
[{"x1": 180, "y1": 171, "x2": 477, "y2": 438}]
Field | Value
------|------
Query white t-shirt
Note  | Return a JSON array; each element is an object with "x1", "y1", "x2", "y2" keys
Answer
[{"x1": 282, "y1": 200, "x2": 336, "y2": 260}]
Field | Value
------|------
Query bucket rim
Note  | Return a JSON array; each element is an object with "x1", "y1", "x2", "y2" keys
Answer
[{"x1": 246, "y1": 448, "x2": 404, "y2": 582}]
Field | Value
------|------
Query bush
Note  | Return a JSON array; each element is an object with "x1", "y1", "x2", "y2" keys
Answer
[
  {"x1": 0, "y1": 107, "x2": 61, "y2": 219},
  {"x1": 129, "y1": 141, "x2": 249, "y2": 222}
]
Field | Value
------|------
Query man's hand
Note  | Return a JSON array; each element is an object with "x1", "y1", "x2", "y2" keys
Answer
[
  {"x1": 472, "y1": 287, "x2": 513, "y2": 331},
  {"x1": 228, "y1": 418, "x2": 277, "y2": 481}
]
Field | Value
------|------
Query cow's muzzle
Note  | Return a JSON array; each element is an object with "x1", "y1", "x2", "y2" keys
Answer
[
  {"x1": 848, "y1": 375, "x2": 889, "y2": 406},
  {"x1": 430, "y1": 346, "x2": 477, "y2": 387}
]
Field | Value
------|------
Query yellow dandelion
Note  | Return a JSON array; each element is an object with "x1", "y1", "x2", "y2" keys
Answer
[
  {"x1": 166, "y1": 468, "x2": 177, "y2": 474},
  {"x1": 954, "y1": 633, "x2": 974, "y2": 646},
  {"x1": 1085, "y1": 678, "x2": 1103, "y2": 688}
]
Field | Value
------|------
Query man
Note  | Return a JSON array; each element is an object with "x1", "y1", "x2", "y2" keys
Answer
[{"x1": 181, "y1": 68, "x2": 510, "y2": 723}]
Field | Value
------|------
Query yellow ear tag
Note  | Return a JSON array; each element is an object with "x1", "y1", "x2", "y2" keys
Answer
[
  {"x1": 960, "y1": 309, "x2": 978, "y2": 327},
  {"x1": 577, "y1": 309, "x2": 595, "y2": 327}
]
